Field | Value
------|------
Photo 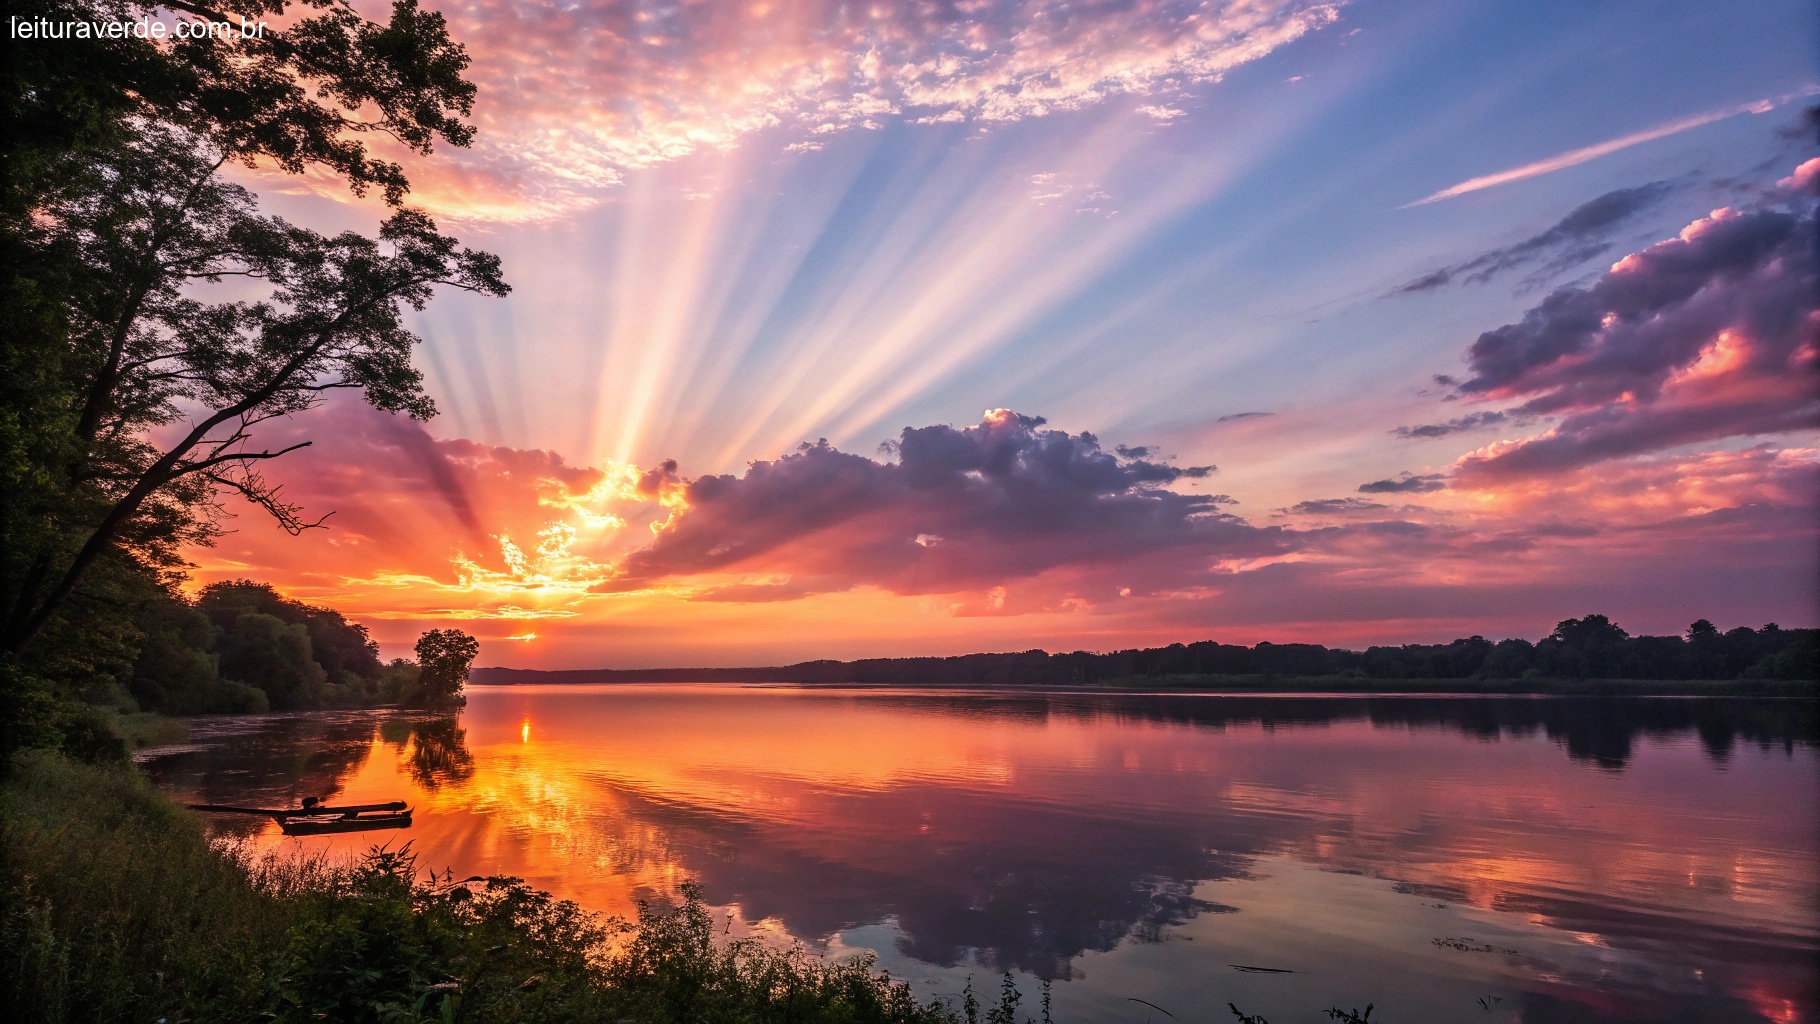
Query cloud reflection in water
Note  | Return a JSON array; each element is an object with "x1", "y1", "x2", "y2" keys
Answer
[{"x1": 140, "y1": 688, "x2": 1819, "y2": 1021}]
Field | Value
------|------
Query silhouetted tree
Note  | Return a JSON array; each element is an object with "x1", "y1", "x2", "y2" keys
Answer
[
  {"x1": 412, "y1": 629, "x2": 477, "y2": 708},
  {"x1": 192, "y1": 580, "x2": 384, "y2": 708},
  {"x1": 0, "y1": 0, "x2": 506, "y2": 767}
]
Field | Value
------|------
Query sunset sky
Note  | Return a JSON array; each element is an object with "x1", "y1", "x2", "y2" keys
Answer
[{"x1": 192, "y1": 0, "x2": 1819, "y2": 667}]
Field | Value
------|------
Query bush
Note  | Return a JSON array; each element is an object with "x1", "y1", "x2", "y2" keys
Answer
[
  {"x1": 109, "y1": 712, "x2": 189, "y2": 750},
  {"x1": 206, "y1": 677, "x2": 271, "y2": 714},
  {"x1": 1, "y1": 751, "x2": 290, "y2": 1021}
]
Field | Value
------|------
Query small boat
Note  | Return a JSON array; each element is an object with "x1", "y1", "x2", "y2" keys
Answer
[{"x1": 187, "y1": 796, "x2": 414, "y2": 836}]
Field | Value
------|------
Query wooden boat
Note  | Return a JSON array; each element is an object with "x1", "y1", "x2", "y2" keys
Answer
[{"x1": 186, "y1": 797, "x2": 414, "y2": 836}]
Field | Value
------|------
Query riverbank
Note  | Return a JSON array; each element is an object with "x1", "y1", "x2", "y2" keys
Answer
[
  {"x1": 469, "y1": 674, "x2": 1818, "y2": 698},
  {"x1": 0, "y1": 751, "x2": 994, "y2": 1023}
]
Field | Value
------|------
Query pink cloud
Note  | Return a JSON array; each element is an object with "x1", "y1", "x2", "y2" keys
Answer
[
  {"x1": 1439, "y1": 184, "x2": 1817, "y2": 481},
  {"x1": 611, "y1": 409, "x2": 1268, "y2": 596},
  {"x1": 333, "y1": 0, "x2": 1343, "y2": 219}
]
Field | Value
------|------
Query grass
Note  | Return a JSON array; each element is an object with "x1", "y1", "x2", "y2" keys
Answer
[
  {"x1": 108, "y1": 712, "x2": 190, "y2": 750},
  {"x1": 0, "y1": 751, "x2": 1004, "y2": 1023},
  {"x1": 1, "y1": 750, "x2": 290, "y2": 1021}
]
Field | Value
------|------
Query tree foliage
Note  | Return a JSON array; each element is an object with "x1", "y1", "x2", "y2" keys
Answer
[
  {"x1": 412, "y1": 628, "x2": 478, "y2": 708},
  {"x1": 0, "y1": 0, "x2": 507, "y2": 752}
]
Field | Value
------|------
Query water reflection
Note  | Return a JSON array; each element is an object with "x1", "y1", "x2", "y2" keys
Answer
[
  {"x1": 139, "y1": 688, "x2": 1820, "y2": 1023},
  {"x1": 397, "y1": 717, "x2": 476, "y2": 791}
]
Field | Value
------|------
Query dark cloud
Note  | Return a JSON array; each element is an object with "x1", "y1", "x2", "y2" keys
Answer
[
  {"x1": 1358, "y1": 472, "x2": 1448, "y2": 494},
  {"x1": 1448, "y1": 191, "x2": 1819, "y2": 480},
  {"x1": 1394, "y1": 410, "x2": 1512, "y2": 440},
  {"x1": 1280, "y1": 497, "x2": 1390, "y2": 515},
  {"x1": 686, "y1": 577, "x2": 845, "y2": 604},
  {"x1": 373, "y1": 412, "x2": 485, "y2": 540},
  {"x1": 1394, "y1": 182, "x2": 1677, "y2": 294},
  {"x1": 1458, "y1": 206, "x2": 1804, "y2": 403},
  {"x1": 1774, "y1": 104, "x2": 1820, "y2": 142},
  {"x1": 610, "y1": 411, "x2": 1279, "y2": 597},
  {"x1": 1216, "y1": 411, "x2": 1273, "y2": 422}
]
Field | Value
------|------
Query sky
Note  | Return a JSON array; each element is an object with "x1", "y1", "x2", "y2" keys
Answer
[{"x1": 191, "y1": 0, "x2": 1820, "y2": 667}]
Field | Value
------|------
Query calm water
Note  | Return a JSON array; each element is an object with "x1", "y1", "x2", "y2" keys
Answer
[{"x1": 138, "y1": 685, "x2": 1820, "y2": 1023}]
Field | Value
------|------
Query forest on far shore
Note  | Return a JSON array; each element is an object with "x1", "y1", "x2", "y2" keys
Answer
[{"x1": 474, "y1": 614, "x2": 1819, "y2": 688}]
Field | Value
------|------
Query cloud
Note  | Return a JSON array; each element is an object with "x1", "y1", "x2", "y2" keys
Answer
[
  {"x1": 1217, "y1": 411, "x2": 1274, "y2": 422},
  {"x1": 1779, "y1": 155, "x2": 1820, "y2": 195},
  {"x1": 1444, "y1": 184, "x2": 1819, "y2": 480},
  {"x1": 184, "y1": 400, "x2": 648, "y2": 623},
  {"x1": 1279, "y1": 497, "x2": 1389, "y2": 515},
  {"x1": 1394, "y1": 410, "x2": 1512, "y2": 440},
  {"x1": 1027, "y1": 171, "x2": 1116, "y2": 214},
  {"x1": 186, "y1": 401, "x2": 1816, "y2": 661},
  {"x1": 1358, "y1": 473, "x2": 1448, "y2": 494},
  {"x1": 1394, "y1": 181, "x2": 1676, "y2": 293},
  {"x1": 1404, "y1": 91, "x2": 1813, "y2": 207},
  {"x1": 1136, "y1": 104, "x2": 1188, "y2": 122},
  {"x1": 1459, "y1": 444, "x2": 1818, "y2": 519},
  {"x1": 610, "y1": 409, "x2": 1264, "y2": 597},
  {"x1": 352, "y1": 0, "x2": 1344, "y2": 220}
]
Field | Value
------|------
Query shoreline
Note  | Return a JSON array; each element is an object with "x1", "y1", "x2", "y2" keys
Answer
[{"x1": 465, "y1": 676, "x2": 1818, "y2": 698}]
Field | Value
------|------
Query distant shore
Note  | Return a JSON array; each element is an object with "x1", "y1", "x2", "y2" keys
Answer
[{"x1": 471, "y1": 667, "x2": 1815, "y2": 698}]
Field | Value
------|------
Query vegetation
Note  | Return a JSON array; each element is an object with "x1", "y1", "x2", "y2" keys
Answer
[
  {"x1": 477, "y1": 614, "x2": 1819, "y2": 690},
  {"x1": 0, "y1": 560, "x2": 472, "y2": 762},
  {"x1": 0, "y1": 2, "x2": 1804, "y2": 1021},
  {"x1": 0, "y1": 9, "x2": 1050, "y2": 1021},
  {"x1": 0, "y1": 750, "x2": 1025, "y2": 1024},
  {"x1": 1, "y1": 0, "x2": 503, "y2": 756},
  {"x1": 413, "y1": 628, "x2": 480, "y2": 709}
]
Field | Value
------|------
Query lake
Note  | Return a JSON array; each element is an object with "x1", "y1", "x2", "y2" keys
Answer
[{"x1": 137, "y1": 685, "x2": 1820, "y2": 1023}]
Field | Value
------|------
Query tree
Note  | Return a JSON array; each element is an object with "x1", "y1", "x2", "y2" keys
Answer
[
  {"x1": 0, "y1": 0, "x2": 508, "y2": 662},
  {"x1": 1550, "y1": 614, "x2": 1630, "y2": 648},
  {"x1": 2, "y1": 0, "x2": 480, "y2": 220},
  {"x1": 219, "y1": 612, "x2": 325, "y2": 710},
  {"x1": 412, "y1": 628, "x2": 477, "y2": 708},
  {"x1": 196, "y1": 580, "x2": 380, "y2": 692},
  {"x1": 2, "y1": 142, "x2": 506, "y2": 655}
]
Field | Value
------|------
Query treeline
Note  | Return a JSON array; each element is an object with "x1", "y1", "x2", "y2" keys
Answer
[
  {"x1": 475, "y1": 615, "x2": 1819, "y2": 688},
  {"x1": 47, "y1": 576, "x2": 437, "y2": 717},
  {"x1": 138, "y1": 580, "x2": 428, "y2": 714}
]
